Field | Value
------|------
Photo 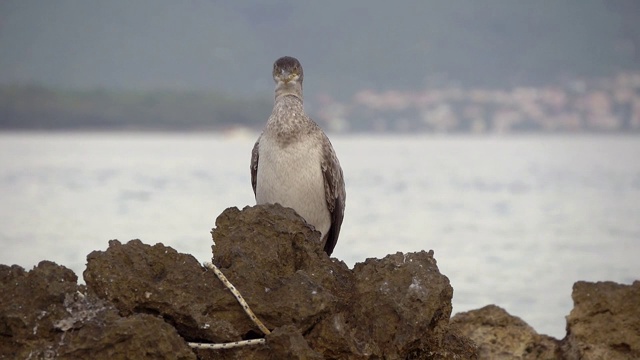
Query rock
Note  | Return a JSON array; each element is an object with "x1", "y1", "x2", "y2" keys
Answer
[
  {"x1": 561, "y1": 280, "x2": 640, "y2": 360},
  {"x1": 84, "y1": 239, "x2": 250, "y2": 343},
  {"x1": 210, "y1": 204, "x2": 474, "y2": 359},
  {"x1": 194, "y1": 325, "x2": 325, "y2": 360},
  {"x1": 450, "y1": 305, "x2": 559, "y2": 359},
  {"x1": 77, "y1": 204, "x2": 477, "y2": 358},
  {"x1": 348, "y1": 251, "x2": 455, "y2": 358},
  {"x1": 450, "y1": 282, "x2": 640, "y2": 360},
  {"x1": 211, "y1": 205, "x2": 355, "y2": 336},
  {"x1": 266, "y1": 325, "x2": 324, "y2": 359},
  {"x1": 0, "y1": 261, "x2": 194, "y2": 360},
  {"x1": 440, "y1": 329, "x2": 480, "y2": 359},
  {"x1": 57, "y1": 310, "x2": 195, "y2": 360},
  {"x1": 0, "y1": 261, "x2": 79, "y2": 358},
  {"x1": 2, "y1": 203, "x2": 639, "y2": 358}
]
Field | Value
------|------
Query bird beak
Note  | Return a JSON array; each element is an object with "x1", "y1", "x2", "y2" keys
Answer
[
  {"x1": 283, "y1": 73, "x2": 297, "y2": 84},
  {"x1": 277, "y1": 69, "x2": 297, "y2": 84}
]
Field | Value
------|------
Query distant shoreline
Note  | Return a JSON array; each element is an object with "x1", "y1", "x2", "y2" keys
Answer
[{"x1": 1, "y1": 128, "x2": 638, "y2": 137}]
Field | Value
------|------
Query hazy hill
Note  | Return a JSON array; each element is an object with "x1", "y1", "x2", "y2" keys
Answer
[{"x1": 1, "y1": 0, "x2": 638, "y2": 99}]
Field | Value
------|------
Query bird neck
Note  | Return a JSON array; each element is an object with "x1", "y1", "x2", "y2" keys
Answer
[
  {"x1": 267, "y1": 94, "x2": 312, "y2": 142},
  {"x1": 274, "y1": 81, "x2": 303, "y2": 101},
  {"x1": 272, "y1": 93, "x2": 305, "y2": 116}
]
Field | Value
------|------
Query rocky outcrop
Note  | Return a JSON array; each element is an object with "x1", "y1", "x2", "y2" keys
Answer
[
  {"x1": 0, "y1": 261, "x2": 195, "y2": 359},
  {"x1": 561, "y1": 281, "x2": 640, "y2": 360},
  {"x1": 0, "y1": 204, "x2": 476, "y2": 359},
  {"x1": 451, "y1": 281, "x2": 640, "y2": 360},
  {"x1": 209, "y1": 205, "x2": 471, "y2": 359},
  {"x1": 450, "y1": 305, "x2": 560, "y2": 359},
  {"x1": 1, "y1": 204, "x2": 638, "y2": 359}
]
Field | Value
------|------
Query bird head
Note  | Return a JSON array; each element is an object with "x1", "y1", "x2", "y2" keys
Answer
[
  {"x1": 272, "y1": 56, "x2": 304, "y2": 100},
  {"x1": 273, "y1": 56, "x2": 304, "y2": 87}
]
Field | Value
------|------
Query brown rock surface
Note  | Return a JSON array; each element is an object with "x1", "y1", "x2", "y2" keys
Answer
[
  {"x1": 3, "y1": 203, "x2": 637, "y2": 359},
  {"x1": 265, "y1": 325, "x2": 325, "y2": 359},
  {"x1": 84, "y1": 239, "x2": 249, "y2": 343},
  {"x1": 561, "y1": 280, "x2": 640, "y2": 360},
  {"x1": 450, "y1": 280, "x2": 640, "y2": 360},
  {"x1": 207, "y1": 204, "x2": 472, "y2": 359},
  {"x1": 0, "y1": 261, "x2": 195, "y2": 360},
  {"x1": 210, "y1": 205, "x2": 354, "y2": 337},
  {"x1": 450, "y1": 305, "x2": 560, "y2": 359},
  {"x1": 1, "y1": 204, "x2": 477, "y2": 359},
  {"x1": 348, "y1": 251, "x2": 454, "y2": 358}
]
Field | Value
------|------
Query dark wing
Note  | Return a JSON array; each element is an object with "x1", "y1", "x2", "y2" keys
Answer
[
  {"x1": 250, "y1": 136, "x2": 261, "y2": 197},
  {"x1": 321, "y1": 134, "x2": 346, "y2": 256}
]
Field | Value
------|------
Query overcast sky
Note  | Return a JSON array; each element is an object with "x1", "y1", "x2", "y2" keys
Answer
[{"x1": 1, "y1": 1, "x2": 637, "y2": 98}]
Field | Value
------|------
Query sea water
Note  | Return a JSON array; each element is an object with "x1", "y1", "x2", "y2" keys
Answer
[{"x1": 1, "y1": 131, "x2": 639, "y2": 339}]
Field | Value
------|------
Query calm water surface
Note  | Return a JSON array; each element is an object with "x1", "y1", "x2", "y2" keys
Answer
[{"x1": 1, "y1": 132, "x2": 639, "y2": 339}]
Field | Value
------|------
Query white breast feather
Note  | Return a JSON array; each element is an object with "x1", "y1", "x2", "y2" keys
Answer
[{"x1": 255, "y1": 134, "x2": 331, "y2": 238}]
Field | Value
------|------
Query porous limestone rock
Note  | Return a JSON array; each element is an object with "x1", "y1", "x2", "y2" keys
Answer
[
  {"x1": 450, "y1": 305, "x2": 559, "y2": 359},
  {"x1": 561, "y1": 280, "x2": 640, "y2": 360},
  {"x1": 0, "y1": 261, "x2": 195, "y2": 360}
]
